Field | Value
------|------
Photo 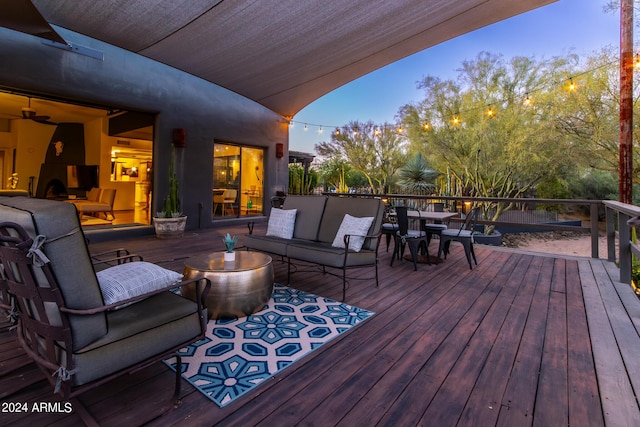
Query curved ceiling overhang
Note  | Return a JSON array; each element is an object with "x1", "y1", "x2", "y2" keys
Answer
[{"x1": 2, "y1": 0, "x2": 556, "y2": 117}]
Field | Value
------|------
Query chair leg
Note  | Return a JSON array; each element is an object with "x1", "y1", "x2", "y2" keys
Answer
[
  {"x1": 173, "y1": 353, "x2": 183, "y2": 405},
  {"x1": 470, "y1": 242, "x2": 478, "y2": 266},
  {"x1": 408, "y1": 242, "x2": 419, "y2": 271},
  {"x1": 438, "y1": 238, "x2": 447, "y2": 259},
  {"x1": 385, "y1": 233, "x2": 391, "y2": 252},
  {"x1": 342, "y1": 269, "x2": 347, "y2": 301},
  {"x1": 390, "y1": 236, "x2": 400, "y2": 266},
  {"x1": 421, "y1": 240, "x2": 431, "y2": 265},
  {"x1": 462, "y1": 241, "x2": 473, "y2": 269}
]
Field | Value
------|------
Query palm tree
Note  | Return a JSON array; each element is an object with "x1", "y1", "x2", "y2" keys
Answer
[{"x1": 397, "y1": 153, "x2": 440, "y2": 195}]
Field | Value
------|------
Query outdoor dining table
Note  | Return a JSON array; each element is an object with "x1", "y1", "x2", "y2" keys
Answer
[
  {"x1": 390, "y1": 210, "x2": 460, "y2": 265},
  {"x1": 405, "y1": 210, "x2": 459, "y2": 225}
]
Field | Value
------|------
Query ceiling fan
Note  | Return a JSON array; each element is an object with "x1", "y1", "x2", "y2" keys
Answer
[{"x1": 21, "y1": 98, "x2": 57, "y2": 125}]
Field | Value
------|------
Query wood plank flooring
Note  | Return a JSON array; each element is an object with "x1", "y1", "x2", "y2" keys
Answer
[{"x1": 1, "y1": 224, "x2": 640, "y2": 426}]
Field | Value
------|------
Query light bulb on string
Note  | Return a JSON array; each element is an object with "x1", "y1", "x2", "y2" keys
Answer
[
  {"x1": 304, "y1": 124, "x2": 308, "y2": 131},
  {"x1": 374, "y1": 127, "x2": 381, "y2": 136},
  {"x1": 567, "y1": 78, "x2": 576, "y2": 92},
  {"x1": 396, "y1": 125, "x2": 404, "y2": 134},
  {"x1": 486, "y1": 107, "x2": 495, "y2": 119},
  {"x1": 318, "y1": 126, "x2": 323, "y2": 134},
  {"x1": 422, "y1": 122, "x2": 431, "y2": 131},
  {"x1": 523, "y1": 94, "x2": 532, "y2": 106},
  {"x1": 452, "y1": 115, "x2": 460, "y2": 126},
  {"x1": 335, "y1": 128, "x2": 340, "y2": 136}
]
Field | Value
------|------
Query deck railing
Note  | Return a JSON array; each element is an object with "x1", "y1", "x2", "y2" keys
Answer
[
  {"x1": 603, "y1": 200, "x2": 640, "y2": 285},
  {"x1": 322, "y1": 193, "x2": 640, "y2": 289},
  {"x1": 326, "y1": 193, "x2": 602, "y2": 258}
]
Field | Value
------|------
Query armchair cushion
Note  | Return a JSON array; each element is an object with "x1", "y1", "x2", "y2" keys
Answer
[
  {"x1": 97, "y1": 262, "x2": 182, "y2": 306},
  {"x1": 72, "y1": 292, "x2": 202, "y2": 386},
  {"x1": 266, "y1": 208, "x2": 297, "y2": 239},
  {"x1": 331, "y1": 214, "x2": 374, "y2": 252}
]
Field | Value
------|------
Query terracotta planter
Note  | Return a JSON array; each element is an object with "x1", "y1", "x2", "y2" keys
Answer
[{"x1": 153, "y1": 216, "x2": 187, "y2": 239}]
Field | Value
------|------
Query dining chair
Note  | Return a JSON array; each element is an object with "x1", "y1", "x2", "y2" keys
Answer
[
  {"x1": 381, "y1": 206, "x2": 399, "y2": 252},
  {"x1": 390, "y1": 206, "x2": 430, "y2": 271},
  {"x1": 214, "y1": 189, "x2": 237, "y2": 216},
  {"x1": 438, "y1": 206, "x2": 480, "y2": 269}
]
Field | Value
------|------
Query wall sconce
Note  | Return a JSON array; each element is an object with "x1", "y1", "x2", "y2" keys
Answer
[
  {"x1": 276, "y1": 143, "x2": 284, "y2": 158},
  {"x1": 173, "y1": 128, "x2": 186, "y2": 147}
]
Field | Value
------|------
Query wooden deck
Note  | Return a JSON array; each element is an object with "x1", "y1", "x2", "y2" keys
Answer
[{"x1": 2, "y1": 224, "x2": 640, "y2": 426}]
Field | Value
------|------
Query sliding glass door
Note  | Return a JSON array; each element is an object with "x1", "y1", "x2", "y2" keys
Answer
[{"x1": 213, "y1": 143, "x2": 264, "y2": 219}]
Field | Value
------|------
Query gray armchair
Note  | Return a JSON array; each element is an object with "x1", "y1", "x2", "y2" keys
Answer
[{"x1": 0, "y1": 197, "x2": 210, "y2": 423}]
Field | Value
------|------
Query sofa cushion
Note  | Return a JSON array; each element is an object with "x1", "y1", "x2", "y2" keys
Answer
[
  {"x1": 331, "y1": 214, "x2": 374, "y2": 252},
  {"x1": 97, "y1": 261, "x2": 183, "y2": 306},
  {"x1": 243, "y1": 234, "x2": 290, "y2": 256},
  {"x1": 318, "y1": 197, "x2": 384, "y2": 249},
  {"x1": 86, "y1": 187, "x2": 101, "y2": 202},
  {"x1": 266, "y1": 208, "x2": 297, "y2": 239},
  {"x1": 286, "y1": 241, "x2": 377, "y2": 268},
  {"x1": 72, "y1": 292, "x2": 202, "y2": 386},
  {"x1": 282, "y1": 195, "x2": 327, "y2": 241}
]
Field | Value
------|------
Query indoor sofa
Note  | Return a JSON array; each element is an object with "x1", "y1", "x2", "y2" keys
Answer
[
  {"x1": 244, "y1": 195, "x2": 385, "y2": 300},
  {"x1": 69, "y1": 187, "x2": 117, "y2": 220}
]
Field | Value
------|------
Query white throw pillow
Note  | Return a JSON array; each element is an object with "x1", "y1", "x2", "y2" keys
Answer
[
  {"x1": 331, "y1": 214, "x2": 375, "y2": 252},
  {"x1": 266, "y1": 208, "x2": 297, "y2": 239},
  {"x1": 97, "y1": 261, "x2": 183, "y2": 306}
]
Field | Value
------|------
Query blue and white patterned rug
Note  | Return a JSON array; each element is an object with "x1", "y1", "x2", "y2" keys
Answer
[{"x1": 164, "y1": 283, "x2": 374, "y2": 407}]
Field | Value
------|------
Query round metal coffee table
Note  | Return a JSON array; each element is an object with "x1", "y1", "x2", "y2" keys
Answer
[{"x1": 182, "y1": 251, "x2": 274, "y2": 319}]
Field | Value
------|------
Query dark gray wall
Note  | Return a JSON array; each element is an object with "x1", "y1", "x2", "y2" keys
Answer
[{"x1": 0, "y1": 26, "x2": 290, "y2": 229}]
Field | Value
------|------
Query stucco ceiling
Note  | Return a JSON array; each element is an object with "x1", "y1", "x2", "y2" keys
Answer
[{"x1": 3, "y1": 0, "x2": 555, "y2": 118}]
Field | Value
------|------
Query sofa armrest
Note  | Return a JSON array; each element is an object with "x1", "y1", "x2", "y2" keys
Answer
[
  {"x1": 343, "y1": 231, "x2": 382, "y2": 251},
  {"x1": 59, "y1": 277, "x2": 211, "y2": 315}
]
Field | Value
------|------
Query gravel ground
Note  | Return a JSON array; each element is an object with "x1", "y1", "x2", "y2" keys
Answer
[{"x1": 500, "y1": 231, "x2": 612, "y2": 258}]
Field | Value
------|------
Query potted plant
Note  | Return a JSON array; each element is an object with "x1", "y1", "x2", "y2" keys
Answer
[
  {"x1": 222, "y1": 233, "x2": 239, "y2": 262},
  {"x1": 153, "y1": 144, "x2": 187, "y2": 239}
]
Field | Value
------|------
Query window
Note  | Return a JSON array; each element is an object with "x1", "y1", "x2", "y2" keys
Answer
[{"x1": 213, "y1": 143, "x2": 264, "y2": 218}]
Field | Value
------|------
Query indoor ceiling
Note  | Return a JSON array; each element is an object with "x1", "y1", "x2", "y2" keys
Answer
[
  {"x1": 1, "y1": 0, "x2": 556, "y2": 119},
  {"x1": 0, "y1": 92, "x2": 108, "y2": 125}
]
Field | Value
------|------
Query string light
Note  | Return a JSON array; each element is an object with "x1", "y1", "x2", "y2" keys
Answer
[
  {"x1": 486, "y1": 107, "x2": 495, "y2": 118},
  {"x1": 285, "y1": 56, "x2": 619, "y2": 133}
]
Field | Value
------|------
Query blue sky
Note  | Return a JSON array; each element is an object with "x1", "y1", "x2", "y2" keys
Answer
[{"x1": 289, "y1": 0, "x2": 621, "y2": 154}]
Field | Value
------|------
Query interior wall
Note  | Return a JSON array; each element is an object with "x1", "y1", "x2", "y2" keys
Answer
[{"x1": 0, "y1": 26, "x2": 289, "y2": 229}]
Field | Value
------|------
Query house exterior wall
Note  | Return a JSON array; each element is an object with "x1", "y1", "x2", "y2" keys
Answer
[{"x1": 0, "y1": 26, "x2": 289, "y2": 229}]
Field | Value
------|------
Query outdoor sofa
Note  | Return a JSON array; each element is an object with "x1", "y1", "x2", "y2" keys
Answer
[{"x1": 244, "y1": 195, "x2": 385, "y2": 300}]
